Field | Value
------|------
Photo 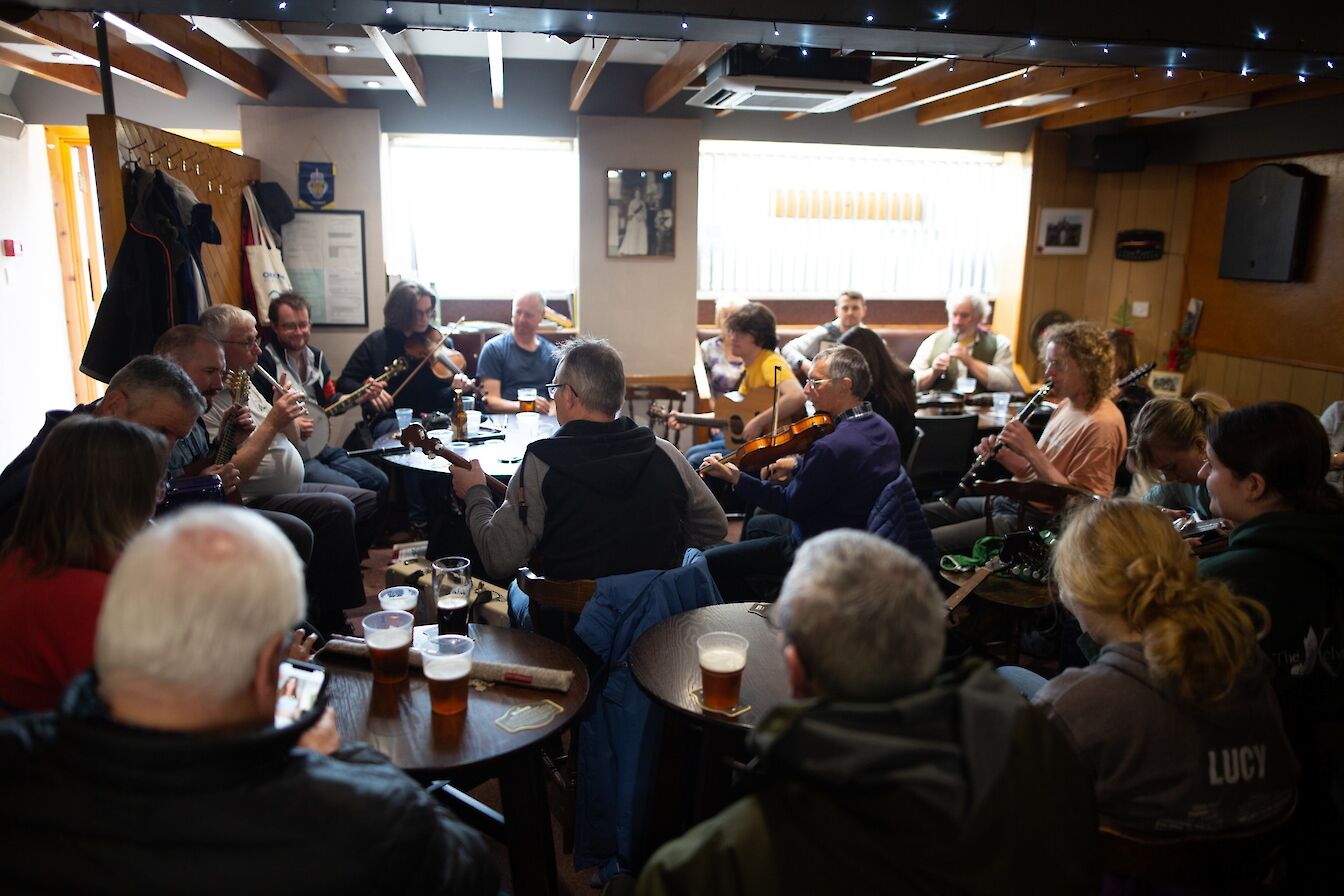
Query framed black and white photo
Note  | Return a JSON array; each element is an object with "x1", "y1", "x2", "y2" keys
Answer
[
  {"x1": 607, "y1": 168, "x2": 675, "y2": 257},
  {"x1": 1035, "y1": 207, "x2": 1094, "y2": 256},
  {"x1": 1150, "y1": 370, "x2": 1186, "y2": 399}
]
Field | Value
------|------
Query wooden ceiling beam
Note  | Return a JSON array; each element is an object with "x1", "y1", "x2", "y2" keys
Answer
[
  {"x1": 569, "y1": 37, "x2": 617, "y2": 112},
  {"x1": 0, "y1": 46, "x2": 102, "y2": 95},
  {"x1": 0, "y1": 10, "x2": 186, "y2": 98},
  {"x1": 486, "y1": 30, "x2": 503, "y2": 109},
  {"x1": 103, "y1": 13, "x2": 266, "y2": 100},
  {"x1": 851, "y1": 59, "x2": 1027, "y2": 123},
  {"x1": 1042, "y1": 73, "x2": 1295, "y2": 129},
  {"x1": 917, "y1": 66, "x2": 1114, "y2": 125},
  {"x1": 1251, "y1": 77, "x2": 1344, "y2": 110},
  {"x1": 982, "y1": 68, "x2": 1206, "y2": 128},
  {"x1": 644, "y1": 41, "x2": 732, "y2": 113},
  {"x1": 364, "y1": 25, "x2": 426, "y2": 107},
  {"x1": 237, "y1": 20, "x2": 347, "y2": 104}
]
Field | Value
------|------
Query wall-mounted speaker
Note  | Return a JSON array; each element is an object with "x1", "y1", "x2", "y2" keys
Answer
[{"x1": 1218, "y1": 163, "x2": 1316, "y2": 282}]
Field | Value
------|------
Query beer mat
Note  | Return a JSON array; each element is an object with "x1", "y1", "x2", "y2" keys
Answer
[
  {"x1": 319, "y1": 637, "x2": 572, "y2": 691},
  {"x1": 747, "y1": 603, "x2": 771, "y2": 620},
  {"x1": 690, "y1": 688, "x2": 751, "y2": 718},
  {"x1": 495, "y1": 700, "x2": 564, "y2": 733}
]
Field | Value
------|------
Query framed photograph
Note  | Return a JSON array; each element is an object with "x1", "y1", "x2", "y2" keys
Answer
[
  {"x1": 607, "y1": 168, "x2": 675, "y2": 257},
  {"x1": 1150, "y1": 370, "x2": 1186, "y2": 399},
  {"x1": 1035, "y1": 207, "x2": 1094, "y2": 255},
  {"x1": 1179, "y1": 297, "x2": 1204, "y2": 339}
]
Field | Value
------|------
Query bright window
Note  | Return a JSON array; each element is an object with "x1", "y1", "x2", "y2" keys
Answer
[
  {"x1": 384, "y1": 135, "x2": 578, "y2": 299},
  {"x1": 697, "y1": 139, "x2": 1029, "y2": 299}
]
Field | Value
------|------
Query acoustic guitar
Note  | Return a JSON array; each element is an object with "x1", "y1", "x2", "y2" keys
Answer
[{"x1": 649, "y1": 388, "x2": 779, "y2": 449}]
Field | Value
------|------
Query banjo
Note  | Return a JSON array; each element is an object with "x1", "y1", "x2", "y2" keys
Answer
[{"x1": 255, "y1": 358, "x2": 408, "y2": 461}]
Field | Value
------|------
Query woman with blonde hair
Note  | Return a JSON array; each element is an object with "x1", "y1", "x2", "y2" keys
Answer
[
  {"x1": 1031, "y1": 499, "x2": 1297, "y2": 834},
  {"x1": 0, "y1": 416, "x2": 168, "y2": 715},
  {"x1": 1129, "y1": 392, "x2": 1232, "y2": 516}
]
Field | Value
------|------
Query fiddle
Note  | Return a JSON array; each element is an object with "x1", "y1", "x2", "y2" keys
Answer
[
  {"x1": 700, "y1": 413, "x2": 834, "y2": 478},
  {"x1": 399, "y1": 423, "x2": 508, "y2": 499},
  {"x1": 403, "y1": 324, "x2": 468, "y2": 380}
]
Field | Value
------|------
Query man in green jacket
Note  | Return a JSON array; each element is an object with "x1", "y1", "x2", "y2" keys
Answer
[{"x1": 637, "y1": 530, "x2": 1099, "y2": 896}]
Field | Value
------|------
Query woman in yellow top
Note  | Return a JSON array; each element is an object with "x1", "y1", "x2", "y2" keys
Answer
[{"x1": 673, "y1": 302, "x2": 806, "y2": 468}]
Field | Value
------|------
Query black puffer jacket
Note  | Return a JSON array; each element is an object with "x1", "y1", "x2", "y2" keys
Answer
[{"x1": 0, "y1": 672, "x2": 498, "y2": 895}]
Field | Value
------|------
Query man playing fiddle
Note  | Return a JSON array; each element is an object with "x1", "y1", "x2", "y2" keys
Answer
[
  {"x1": 258, "y1": 292, "x2": 388, "y2": 500},
  {"x1": 700, "y1": 346, "x2": 906, "y2": 602},
  {"x1": 337, "y1": 280, "x2": 474, "y2": 433},
  {"x1": 911, "y1": 291, "x2": 1019, "y2": 393},
  {"x1": 671, "y1": 302, "x2": 807, "y2": 470}
]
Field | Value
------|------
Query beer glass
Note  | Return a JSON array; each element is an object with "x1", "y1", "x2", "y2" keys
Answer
[
  {"x1": 377, "y1": 586, "x2": 419, "y2": 613},
  {"x1": 697, "y1": 631, "x2": 749, "y2": 710},
  {"x1": 433, "y1": 556, "x2": 472, "y2": 636},
  {"x1": 424, "y1": 635, "x2": 474, "y2": 715},
  {"x1": 395, "y1": 407, "x2": 414, "y2": 432},
  {"x1": 517, "y1": 387, "x2": 537, "y2": 413},
  {"x1": 364, "y1": 610, "x2": 414, "y2": 684},
  {"x1": 955, "y1": 376, "x2": 977, "y2": 397}
]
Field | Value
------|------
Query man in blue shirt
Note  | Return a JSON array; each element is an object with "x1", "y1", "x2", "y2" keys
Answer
[
  {"x1": 701, "y1": 345, "x2": 906, "y2": 602},
  {"x1": 477, "y1": 292, "x2": 560, "y2": 413}
]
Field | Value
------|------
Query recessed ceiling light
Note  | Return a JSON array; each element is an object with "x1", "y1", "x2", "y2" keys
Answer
[
  {"x1": 330, "y1": 44, "x2": 354, "y2": 54},
  {"x1": 364, "y1": 80, "x2": 382, "y2": 88}
]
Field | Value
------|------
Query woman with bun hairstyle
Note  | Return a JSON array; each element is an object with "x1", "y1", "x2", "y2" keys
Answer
[
  {"x1": 1032, "y1": 499, "x2": 1297, "y2": 834},
  {"x1": 837, "y1": 326, "x2": 918, "y2": 463},
  {"x1": 1128, "y1": 391, "x2": 1231, "y2": 517}
]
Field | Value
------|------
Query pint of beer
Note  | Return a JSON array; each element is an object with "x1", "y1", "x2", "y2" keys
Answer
[
  {"x1": 432, "y1": 556, "x2": 473, "y2": 636},
  {"x1": 425, "y1": 635, "x2": 474, "y2": 715},
  {"x1": 696, "y1": 631, "x2": 749, "y2": 711},
  {"x1": 378, "y1": 586, "x2": 419, "y2": 613},
  {"x1": 517, "y1": 387, "x2": 537, "y2": 413},
  {"x1": 364, "y1": 610, "x2": 414, "y2": 684}
]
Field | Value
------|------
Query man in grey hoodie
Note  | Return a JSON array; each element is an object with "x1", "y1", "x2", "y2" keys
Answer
[{"x1": 637, "y1": 530, "x2": 1098, "y2": 896}]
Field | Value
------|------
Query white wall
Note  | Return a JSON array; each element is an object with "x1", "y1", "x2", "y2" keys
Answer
[
  {"x1": 577, "y1": 116, "x2": 701, "y2": 375},
  {"x1": 0, "y1": 125, "x2": 76, "y2": 466},
  {"x1": 240, "y1": 106, "x2": 385, "y2": 375}
]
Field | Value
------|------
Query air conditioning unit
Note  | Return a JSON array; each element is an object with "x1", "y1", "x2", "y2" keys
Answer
[{"x1": 687, "y1": 46, "x2": 887, "y2": 114}]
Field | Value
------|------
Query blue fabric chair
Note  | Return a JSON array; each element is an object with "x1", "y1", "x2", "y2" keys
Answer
[{"x1": 867, "y1": 467, "x2": 940, "y2": 577}]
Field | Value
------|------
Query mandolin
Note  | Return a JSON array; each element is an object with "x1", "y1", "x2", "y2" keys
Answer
[
  {"x1": 212, "y1": 371, "x2": 251, "y2": 466},
  {"x1": 399, "y1": 423, "x2": 509, "y2": 499},
  {"x1": 701, "y1": 413, "x2": 834, "y2": 477}
]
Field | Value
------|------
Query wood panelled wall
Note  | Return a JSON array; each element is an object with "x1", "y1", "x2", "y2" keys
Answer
[{"x1": 1018, "y1": 132, "x2": 1344, "y2": 414}]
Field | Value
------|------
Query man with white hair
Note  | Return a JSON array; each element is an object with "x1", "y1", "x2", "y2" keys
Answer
[
  {"x1": 199, "y1": 304, "x2": 377, "y2": 635},
  {"x1": 637, "y1": 530, "x2": 1099, "y2": 895},
  {"x1": 0, "y1": 507, "x2": 497, "y2": 894},
  {"x1": 477, "y1": 291, "x2": 561, "y2": 414},
  {"x1": 911, "y1": 292, "x2": 1018, "y2": 393}
]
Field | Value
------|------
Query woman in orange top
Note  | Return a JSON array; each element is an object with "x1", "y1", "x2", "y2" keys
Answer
[{"x1": 0, "y1": 416, "x2": 167, "y2": 715}]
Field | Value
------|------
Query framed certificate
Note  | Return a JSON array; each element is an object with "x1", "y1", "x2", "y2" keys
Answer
[{"x1": 281, "y1": 209, "x2": 368, "y2": 326}]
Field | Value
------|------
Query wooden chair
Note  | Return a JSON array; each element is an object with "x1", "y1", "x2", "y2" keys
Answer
[
  {"x1": 907, "y1": 413, "x2": 979, "y2": 500},
  {"x1": 970, "y1": 477, "x2": 1102, "y2": 537},
  {"x1": 1098, "y1": 810, "x2": 1293, "y2": 893},
  {"x1": 624, "y1": 383, "x2": 687, "y2": 446},
  {"x1": 514, "y1": 567, "x2": 598, "y2": 854}
]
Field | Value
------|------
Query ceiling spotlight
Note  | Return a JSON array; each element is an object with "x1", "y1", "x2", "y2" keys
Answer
[
  {"x1": 330, "y1": 43, "x2": 354, "y2": 53},
  {"x1": 1299, "y1": 74, "x2": 1308, "y2": 82},
  {"x1": 948, "y1": 60, "x2": 957, "y2": 72},
  {"x1": 278, "y1": 1, "x2": 287, "y2": 8},
  {"x1": 935, "y1": 10, "x2": 949, "y2": 22},
  {"x1": 1133, "y1": 68, "x2": 1140, "y2": 78},
  {"x1": 365, "y1": 80, "x2": 381, "y2": 87},
  {"x1": 189, "y1": 16, "x2": 199, "y2": 31},
  {"x1": 1028, "y1": 37, "x2": 1037, "y2": 47},
  {"x1": 1180, "y1": 49, "x2": 1188, "y2": 58},
  {"x1": 1255, "y1": 28, "x2": 1268, "y2": 41},
  {"x1": 1329, "y1": 59, "x2": 1337, "y2": 70},
  {"x1": 587, "y1": 12, "x2": 593, "y2": 21},
  {"x1": 1022, "y1": 68, "x2": 1030, "y2": 78},
  {"x1": 773, "y1": 22, "x2": 779, "y2": 37},
  {"x1": 1241, "y1": 64, "x2": 1250, "y2": 76},
  {"x1": 385, "y1": 6, "x2": 394, "y2": 14},
  {"x1": 681, "y1": 17, "x2": 688, "y2": 30},
  {"x1": 866, "y1": 14, "x2": 874, "y2": 23},
  {"x1": 801, "y1": 47, "x2": 809, "y2": 56},
  {"x1": 1165, "y1": 68, "x2": 1173, "y2": 77},
  {"x1": 1102, "y1": 45, "x2": 1110, "y2": 54},
  {"x1": 488, "y1": 5, "x2": 494, "y2": 15}
]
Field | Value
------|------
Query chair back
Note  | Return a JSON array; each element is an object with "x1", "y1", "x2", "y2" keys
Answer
[
  {"x1": 625, "y1": 384, "x2": 686, "y2": 446},
  {"x1": 969, "y1": 478, "x2": 1101, "y2": 534},
  {"x1": 516, "y1": 567, "x2": 597, "y2": 652},
  {"x1": 907, "y1": 413, "x2": 979, "y2": 500},
  {"x1": 1098, "y1": 810, "x2": 1292, "y2": 892},
  {"x1": 904, "y1": 424, "x2": 925, "y2": 470}
]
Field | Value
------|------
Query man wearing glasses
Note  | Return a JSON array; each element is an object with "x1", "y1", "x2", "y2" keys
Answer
[
  {"x1": 199, "y1": 304, "x2": 377, "y2": 637},
  {"x1": 700, "y1": 346, "x2": 906, "y2": 602},
  {"x1": 452, "y1": 337, "x2": 725, "y2": 601},
  {"x1": 258, "y1": 292, "x2": 388, "y2": 499}
]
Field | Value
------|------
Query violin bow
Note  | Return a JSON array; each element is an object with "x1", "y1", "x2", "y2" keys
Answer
[
  {"x1": 388, "y1": 316, "x2": 467, "y2": 402},
  {"x1": 770, "y1": 366, "x2": 781, "y2": 434}
]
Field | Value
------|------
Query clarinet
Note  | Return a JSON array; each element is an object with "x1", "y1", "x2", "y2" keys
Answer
[{"x1": 938, "y1": 380, "x2": 1053, "y2": 510}]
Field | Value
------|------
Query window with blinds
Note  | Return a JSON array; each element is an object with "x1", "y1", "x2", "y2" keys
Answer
[{"x1": 698, "y1": 140, "x2": 1029, "y2": 300}]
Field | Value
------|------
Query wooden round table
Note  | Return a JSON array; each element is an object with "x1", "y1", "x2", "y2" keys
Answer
[
  {"x1": 629, "y1": 603, "x2": 790, "y2": 732},
  {"x1": 323, "y1": 624, "x2": 588, "y2": 896}
]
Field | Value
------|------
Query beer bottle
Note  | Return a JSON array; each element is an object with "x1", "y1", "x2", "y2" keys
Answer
[{"x1": 451, "y1": 389, "x2": 468, "y2": 441}]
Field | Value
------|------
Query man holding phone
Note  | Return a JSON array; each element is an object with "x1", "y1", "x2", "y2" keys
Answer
[{"x1": 0, "y1": 507, "x2": 498, "y2": 895}]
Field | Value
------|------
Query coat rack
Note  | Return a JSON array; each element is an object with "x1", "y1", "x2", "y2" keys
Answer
[{"x1": 88, "y1": 115, "x2": 262, "y2": 309}]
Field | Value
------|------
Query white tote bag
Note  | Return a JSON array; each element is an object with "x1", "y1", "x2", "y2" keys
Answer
[{"x1": 243, "y1": 185, "x2": 292, "y2": 319}]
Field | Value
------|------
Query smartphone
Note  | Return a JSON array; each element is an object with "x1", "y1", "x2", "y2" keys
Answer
[{"x1": 274, "y1": 659, "x2": 328, "y2": 728}]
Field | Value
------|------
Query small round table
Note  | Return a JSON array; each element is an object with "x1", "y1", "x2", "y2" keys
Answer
[{"x1": 376, "y1": 415, "x2": 561, "y2": 481}]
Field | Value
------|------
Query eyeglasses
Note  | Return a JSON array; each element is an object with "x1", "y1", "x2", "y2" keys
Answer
[
  {"x1": 223, "y1": 338, "x2": 261, "y2": 350},
  {"x1": 544, "y1": 382, "x2": 568, "y2": 400},
  {"x1": 803, "y1": 377, "x2": 834, "y2": 389}
]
